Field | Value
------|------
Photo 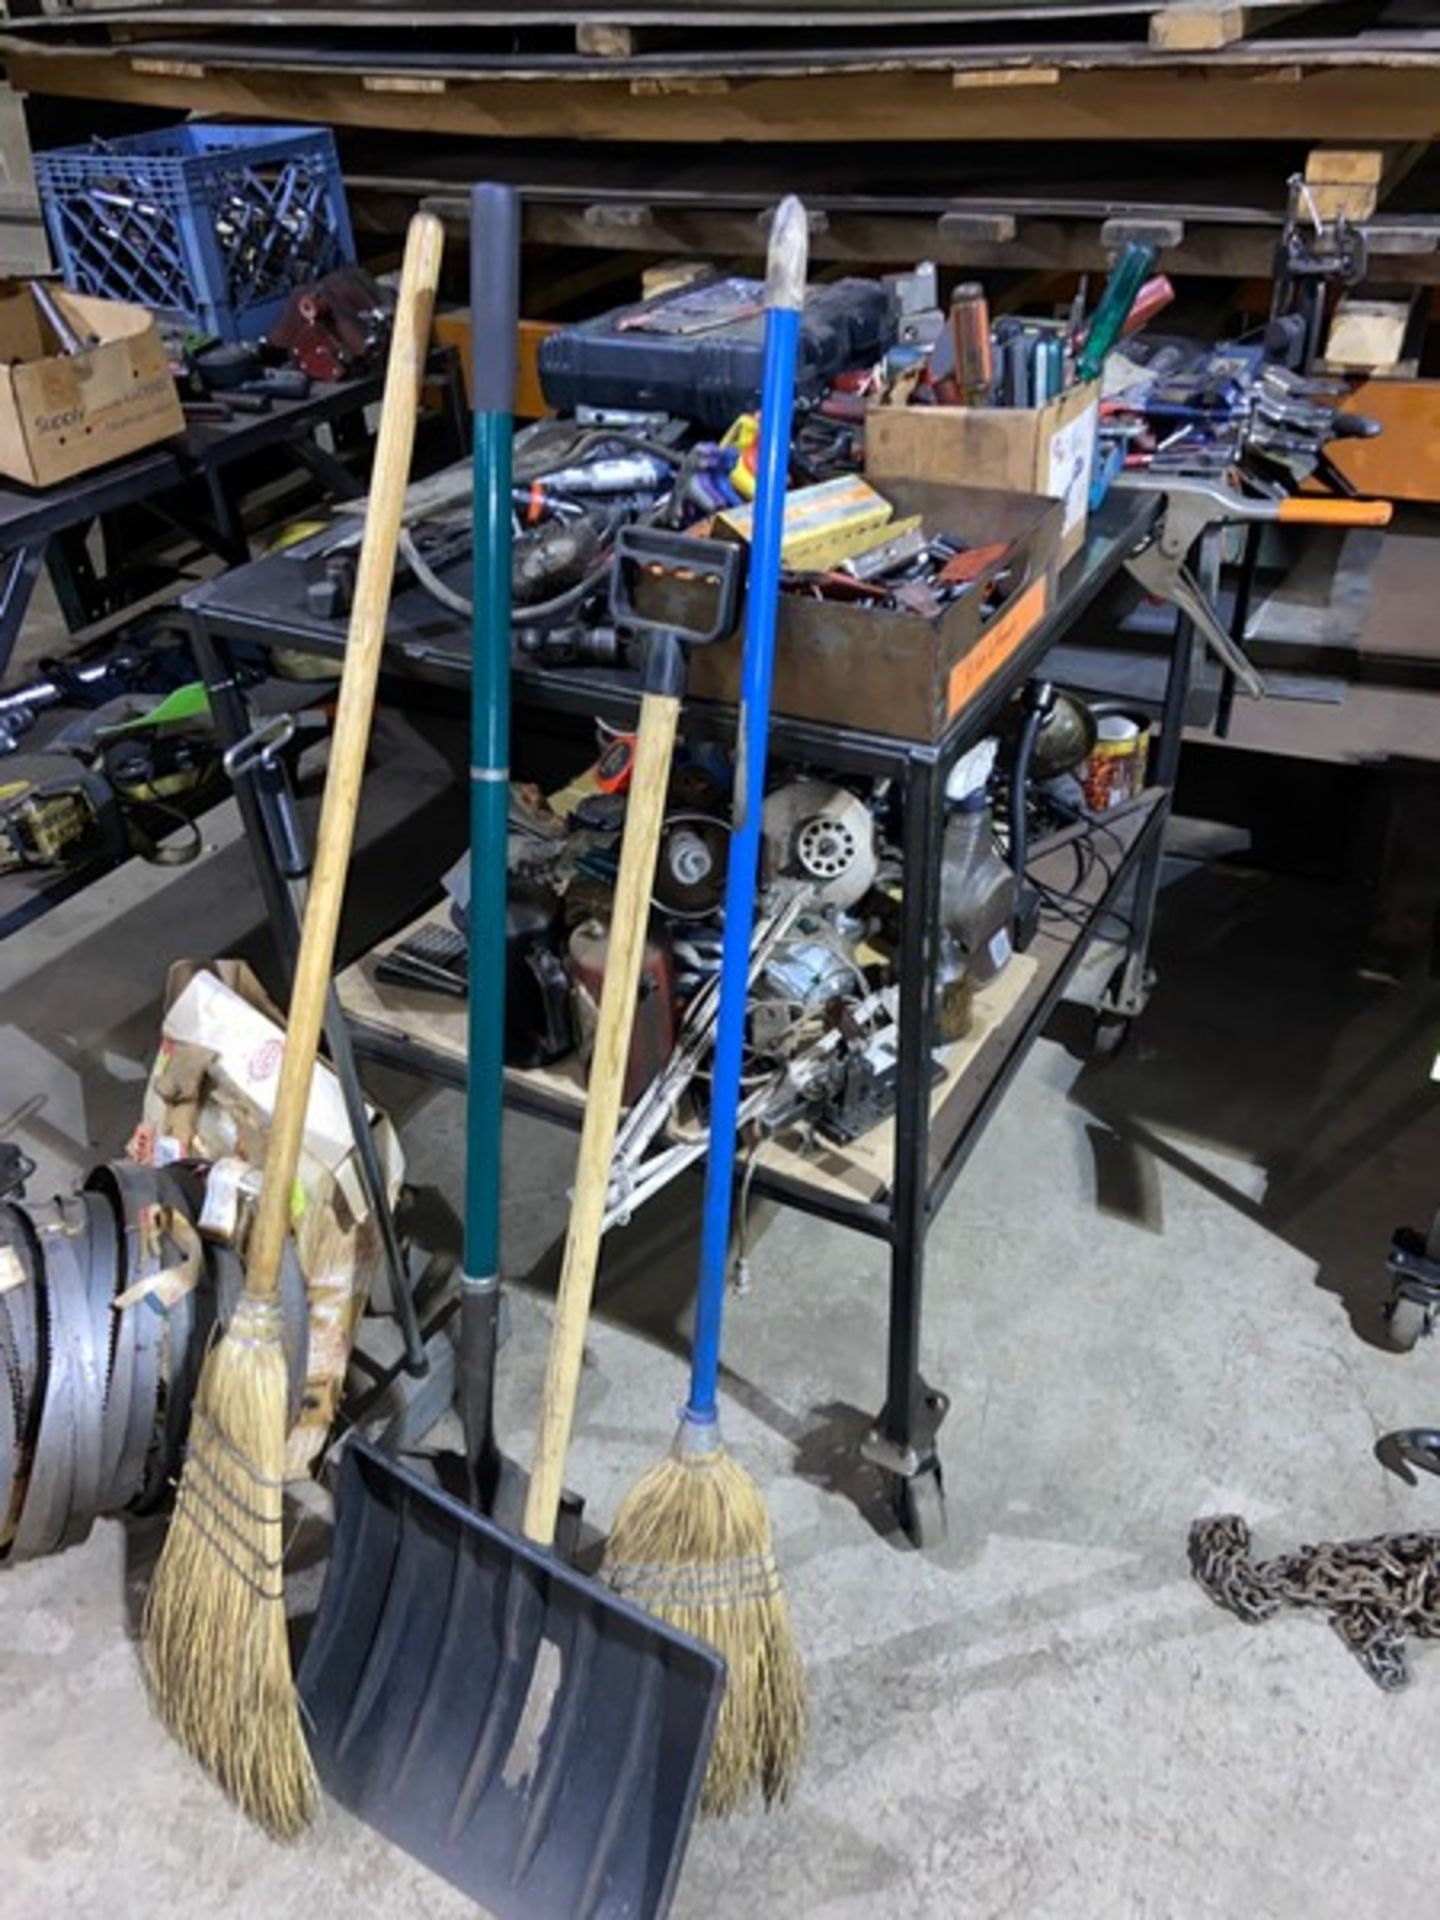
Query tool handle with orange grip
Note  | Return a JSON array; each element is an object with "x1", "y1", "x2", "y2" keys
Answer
[{"x1": 1276, "y1": 497, "x2": 1393, "y2": 528}]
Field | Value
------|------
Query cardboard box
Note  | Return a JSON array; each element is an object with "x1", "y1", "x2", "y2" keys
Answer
[
  {"x1": 0, "y1": 281, "x2": 184, "y2": 487},
  {"x1": 684, "y1": 480, "x2": 1062, "y2": 741},
  {"x1": 866, "y1": 379, "x2": 1100, "y2": 567},
  {"x1": 138, "y1": 958, "x2": 406, "y2": 1477}
]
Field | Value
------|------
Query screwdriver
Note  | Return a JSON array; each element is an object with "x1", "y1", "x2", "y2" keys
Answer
[
  {"x1": 950, "y1": 282, "x2": 994, "y2": 407},
  {"x1": 1078, "y1": 243, "x2": 1159, "y2": 383}
]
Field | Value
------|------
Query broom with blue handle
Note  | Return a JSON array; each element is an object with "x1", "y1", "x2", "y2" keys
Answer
[{"x1": 604, "y1": 195, "x2": 809, "y2": 1817}]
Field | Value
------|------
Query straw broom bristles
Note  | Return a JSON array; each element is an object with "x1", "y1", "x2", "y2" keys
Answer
[
  {"x1": 143, "y1": 1295, "x2": 317, "y2": 1838},
  {"x1": 605, "y1": 1433, "x2": 805, "y2": 1816}
]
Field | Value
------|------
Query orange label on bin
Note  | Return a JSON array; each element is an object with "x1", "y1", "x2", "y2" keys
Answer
[{"x1": 946, "y1": 576, "x2": 1050, "y2": 717}]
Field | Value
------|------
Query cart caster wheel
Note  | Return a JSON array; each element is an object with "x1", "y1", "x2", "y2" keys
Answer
[
  {"x1": 1092, "y1": 1008, "x2": 1132, "y2": 1060},
  {"x1": 1386, "y1": 1296, "x2": 1432, "y2": 1353},
  {"x1": 894, "y1": 1465, "x2": 947, "y2": 1550}
]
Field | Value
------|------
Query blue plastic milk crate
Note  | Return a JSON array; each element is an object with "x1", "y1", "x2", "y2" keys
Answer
[{"x1": 35, "y1": 124, "x2": 357, "y2": 343}]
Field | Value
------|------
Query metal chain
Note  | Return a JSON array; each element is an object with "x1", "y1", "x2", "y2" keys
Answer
[{"x1": 1190, "y1": 1514, "x2": 1440, "y2": 1692}]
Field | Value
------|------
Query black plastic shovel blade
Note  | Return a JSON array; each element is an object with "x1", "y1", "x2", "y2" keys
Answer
[{"x1": 300, "y1": 1437, "x2": 724, "y2": 1920}]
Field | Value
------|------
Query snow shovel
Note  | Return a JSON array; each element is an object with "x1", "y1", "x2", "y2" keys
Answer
[{"x1": 298, "y1": 186, "x2": 728, "y2": 1920}]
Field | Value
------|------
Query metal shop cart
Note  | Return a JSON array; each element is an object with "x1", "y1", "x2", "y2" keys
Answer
[{"x1": 184, "y1": 485, "x2": 1200, "y2": 1545}]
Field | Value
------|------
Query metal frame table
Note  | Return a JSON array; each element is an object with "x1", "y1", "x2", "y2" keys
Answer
[
  {"x1": 0, "y1": 361, "x2": 467, "y2": 687},
  {"x1": 184, "y1": 487, "x2": 1200, "y2": 1543}
]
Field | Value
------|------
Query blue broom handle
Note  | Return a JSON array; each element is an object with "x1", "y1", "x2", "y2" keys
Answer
[
  {"x1": 464, "y1": 182, "x2": 518, "y2": 1294},
  {"x1": 688, "y1": 201, "x2": 808, "y2": 1425}
]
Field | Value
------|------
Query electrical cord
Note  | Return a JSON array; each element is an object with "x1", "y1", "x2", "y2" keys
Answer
[
  {"x1": 399, "y1": 526, "x2": 614, "y2": 628},
  {"x1": 514, "y1": 427, "x2": 682, "y2": 481},
  {"x1": 1027, "y1": 823, "x2": 1130, "y2": 936}
]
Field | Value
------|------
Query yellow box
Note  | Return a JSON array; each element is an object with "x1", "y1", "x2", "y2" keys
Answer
[{"x1": 718, "y1": 474, "x2": 893, "y2": 572}]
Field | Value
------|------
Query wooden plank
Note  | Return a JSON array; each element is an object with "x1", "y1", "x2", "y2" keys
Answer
[
  {"x1": 129, "y1": 53, "x2": 203, "y2": 75},
  {"x1": 1150, "y1": 4, "x2": 1328, "y2": 52},
  {"x1": 5, "y1": 0, "x2": 1364, "y2": 31},
  {"x1": 1305, "y1": 180, "x2": 1379, "y2": 221},
  {"x1": 363, "y1": 74, "x2": 448, "y2": 92},
  {"x1": 575, "y1": 19, "x2": 640, "y2": 55},
  {"x1": 1151, "y1": 4, "x2": 1248, "y2": 51},
  {"x1": 951, "y1": 64, "x2": 1061, "y2": 87},
  {"x1": 1303, "y1": 144, "x2": 1385, "y2": 220},
  {"x1": 407, "y1": 190, "x2": 1440, "y2": 283},
  {"x1": 1305, "y1": 147, "x2": 1386, "y2": 186},
  {"x1": 8, "y1": 49, "x2": 1440, "y2": 144},
  {"x1": 1327, "y1": 380, "x2": 1440, "y2": 501}
]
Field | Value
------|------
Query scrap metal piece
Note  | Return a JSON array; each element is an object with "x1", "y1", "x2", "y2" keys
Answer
[
  {"x1": 89, "y1": 1161, "x2": 164, "y2": 1513},
  {"x1": 11, "y1": 1200, "x2": 84, "y2": 1559}
]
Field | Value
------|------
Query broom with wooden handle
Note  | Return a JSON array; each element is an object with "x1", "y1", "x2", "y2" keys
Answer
[
  {"x1": 143, "y1": 212, "x2": 444, "y2": 1839},
  {"x1": 604, "y1": 195, "x2": 809, "y2": 1817}
]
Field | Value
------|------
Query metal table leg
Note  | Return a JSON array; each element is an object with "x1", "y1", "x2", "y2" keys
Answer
[
  {"x1": 1098, "y1": 574, "x2": 1201, "y2": 1041},
  {"x1": 287, "y1": 432, "x2": 365, "y2": 502},
  {"x1": 1215, "y1": 522, "x2": 1262, "y2": 742},
  {"x1": 46, "y1": 523, "x2": 105, "y2": 630},
  {"x1": 862, "y1": 750, "x2": 950, "y2": 1546},
  {"x1": 203, "y1": 470, "x2": 251, "y2": 565},
  {"x1": 0, "y1": 542, "x2": 46, "y2": 685}
]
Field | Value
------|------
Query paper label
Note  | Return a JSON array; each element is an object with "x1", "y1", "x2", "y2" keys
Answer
[
  {"x1": 947, "y1": 576, "x2": 1050, "y2": 716},
  {"x1": 1046, "y1": 398, "x2": 1099, "y2": 536},
  {"x1": 198, "y1": 1156, "x2": 254, "y2": 1243}
]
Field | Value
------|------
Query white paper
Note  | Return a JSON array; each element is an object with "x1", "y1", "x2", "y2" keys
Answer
[
  {"x1": 161, "y1": 970, "x2": 357, "y2": 1173},
  {"x1": 1046, "y1": 398, "x2": 1100, "y2": 537}
]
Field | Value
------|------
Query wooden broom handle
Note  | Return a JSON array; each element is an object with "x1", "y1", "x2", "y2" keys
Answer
[
  {"x1": 523, "y1": 690, "x2": 680, "y2": 1545},
  {"x1": 244, "y1": 214, "x2": 444, "y2": 1304}
]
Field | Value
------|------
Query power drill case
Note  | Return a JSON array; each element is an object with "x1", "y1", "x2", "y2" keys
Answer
[{"x1": 538, "y1": 276, "x2": 894, "y2": 430}]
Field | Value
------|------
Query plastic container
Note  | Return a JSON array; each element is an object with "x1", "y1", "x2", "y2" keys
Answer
[
  {"x1": 539, "y1": 275, "x2": 894, "y2": 430},
  {"x1": 36, "y1": 124, "x2": 356, "y2": 343}
]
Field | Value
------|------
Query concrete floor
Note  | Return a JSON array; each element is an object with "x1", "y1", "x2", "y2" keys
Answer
[{"x1": 4, "y1": 761, "x2": 1440, "y2": 1918}]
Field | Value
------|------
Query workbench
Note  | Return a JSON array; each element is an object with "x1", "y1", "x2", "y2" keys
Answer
[
  {"x1": 184, "y1": 485, "x2": 1195, "y2": 1544},
  {"x1": 0, "y1": 355, "x2": 469, "y2": 941},
  {"x1": 0, "y1": 363, "x2": 468, "y2": 690}
]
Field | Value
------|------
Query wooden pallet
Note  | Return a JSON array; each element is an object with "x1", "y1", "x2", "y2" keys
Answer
[{"x1": 0, "y1": 0, "x2": 1366, "y2": 54}]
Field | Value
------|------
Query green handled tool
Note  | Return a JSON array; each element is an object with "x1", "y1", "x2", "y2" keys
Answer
[
  {"x1": 461, "y1": 181, "x2": 519, "y2": 1505},
  {"x1": 1078, "y1": 241, "x2": 1158, "y2": 383}
]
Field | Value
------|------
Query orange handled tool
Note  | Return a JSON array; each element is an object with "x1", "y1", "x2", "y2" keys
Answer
[
  {"x1": 1276, "y1": 496, "x2": 1393, "y2": 527},
  {"x1": 1119, "y1": 475, "x2": 1397, "y2": 700}
]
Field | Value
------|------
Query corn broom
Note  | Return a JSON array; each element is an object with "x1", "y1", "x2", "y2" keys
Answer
[
  {"x1": 604, "y1": 196, "x2": 810, "y2": 1816},
  {"x1": 142, "y1": 212, "x2": 444, "y2": 1837}
]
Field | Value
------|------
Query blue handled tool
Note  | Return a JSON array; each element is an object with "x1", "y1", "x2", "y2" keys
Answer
[{"x1": 605, "y1": 195, "x2": 810, "y2": 1818}]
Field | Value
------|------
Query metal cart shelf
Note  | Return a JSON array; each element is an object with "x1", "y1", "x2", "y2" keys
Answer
[{"x1": 184, "y1": 486, "x2": 1193, "y2": 1545}]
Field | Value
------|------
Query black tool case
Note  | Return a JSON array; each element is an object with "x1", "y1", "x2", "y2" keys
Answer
[{"x1": 538, "y1": 276, "x2": 894, "y2": 429}]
